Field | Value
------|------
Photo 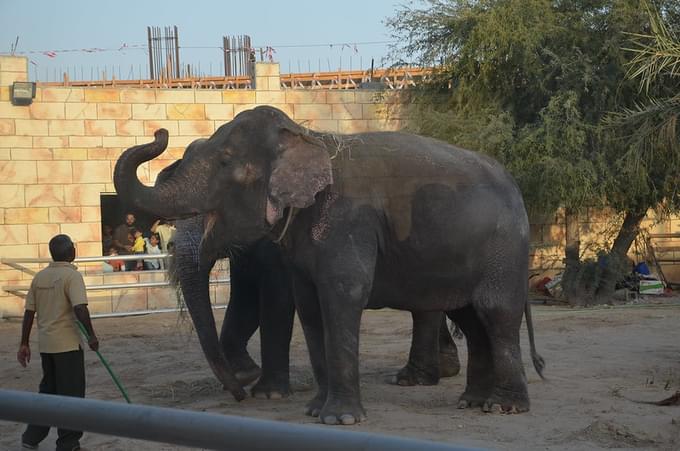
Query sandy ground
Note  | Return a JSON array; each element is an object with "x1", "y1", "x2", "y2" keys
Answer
[{"x1": 1, "y1": 299, "x2": 679, "y2": 451}]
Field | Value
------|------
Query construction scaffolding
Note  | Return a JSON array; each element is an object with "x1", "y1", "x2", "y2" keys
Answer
[{"x1": 147, "y1": 25, "x2": 181, "y2": 81}]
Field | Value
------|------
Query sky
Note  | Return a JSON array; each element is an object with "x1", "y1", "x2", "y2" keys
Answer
[{"x1": 0, "y1": 0, "x2": 406, "y2": 82}]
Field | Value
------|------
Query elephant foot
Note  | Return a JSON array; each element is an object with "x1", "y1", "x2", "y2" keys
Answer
[
  {"x1": 457, "y1": 389, "x2": 489, "y2": 409},
  {"x1": 319, "y1": 397, "x2": 367, "y2": 425},
  {"x1": 304, "y1": 392, "x2": 327, "y2": 417},
  {"x1": 438, "y1": 348, "x2": 461, "y2": 378},
  {"x1": 228, "y1": 354, "x2": 261, "y2": 387},
  {"x1": 482, "y1": 388, "x2": 530, "y2": 414},
  {"x1": 251, "y1": 376, "x2": 291, "y2": 400},
  {"x1": 390, "y1": 363, "x2": 439, "y2": 386},
  {"x1": 234, "y1": 365, "x2": 261, "y2": 387}
]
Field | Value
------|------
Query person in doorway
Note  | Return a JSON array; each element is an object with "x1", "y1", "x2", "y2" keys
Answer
[
  {"x1": 103, "y1": 247, "x2": 124, "y2": 272},
  {"x1": 113, "y1": 213, "x2": 137, "y2": 271},
  {"x1": 17, "y1": 234, "x2": 99, "y2": 451},
  {"x1": 150, "y1": 219, "x2": 176, "y2": 254},
  {"x1": 144, "y1": 233, "x2": 163, "y2": 270},
  {"x1": 101, "y1": 224, "x2": 113, "y2": 255},
  {"x1": 131, "y1": 228, "x2": 146, "y2": 271}
]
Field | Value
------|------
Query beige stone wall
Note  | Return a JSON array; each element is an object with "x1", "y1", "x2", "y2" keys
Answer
[
  {"x1": 529, "y1": 208, "x2": 680, "y2": 282},
  {"x1": 2, "y1": 55, "x2": 679, "y2": 316},
  {"x1": 0, "y1": 57, "x2": 400, "y2": 317}
]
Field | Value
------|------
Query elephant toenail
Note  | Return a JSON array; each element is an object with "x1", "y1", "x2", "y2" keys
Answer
[
  {"x1": 322, "y1": 416, "x2": 339, "y2": 425},
  {"x1": 340, "y1": 414, "x2": 356, "y2": 425}
]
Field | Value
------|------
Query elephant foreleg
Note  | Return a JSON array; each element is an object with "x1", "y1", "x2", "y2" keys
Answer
[
  {"x1": 220, "y1": 260, "x2": 261, "y2": 386},
  {"x1": 292, "y1": 269, "x2": 329, "y2": 418},
  {"x1": 251, "y1": 264, "x2": 295, "y2": 399}
]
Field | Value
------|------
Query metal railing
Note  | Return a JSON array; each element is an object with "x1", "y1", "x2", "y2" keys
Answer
[
  {"x1": 0, "y1": 389, "x2": 472, "y2": 451},
  {"x1": 0, "y1": 254, "x2": 229, "y2": 298}
]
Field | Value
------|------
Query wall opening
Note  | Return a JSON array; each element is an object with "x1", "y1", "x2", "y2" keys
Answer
[{"x1": 100, "y1": 193, "x2": 163, "y2": 265}]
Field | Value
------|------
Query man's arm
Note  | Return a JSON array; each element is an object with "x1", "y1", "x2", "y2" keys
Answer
[
  {"x1": 17, "y1": 309, "x2": 35, "y2": 367},
  {"x1": 74, "y1": 304, "x2": 99, "y2": 351}
]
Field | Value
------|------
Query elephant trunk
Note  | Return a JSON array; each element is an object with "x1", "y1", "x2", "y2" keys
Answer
[
  {"x1": 176, "y1": 258, "x2": 247, "y2": 401},
  {"x1": 113, "y1": 129, "x2": 209, "y2": 219}
]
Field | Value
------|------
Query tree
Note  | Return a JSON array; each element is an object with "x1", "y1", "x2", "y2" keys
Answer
[
  {"x1": 386, "y1": 0, "x2": 680, "y2": 303},
  {"x1": 598, "y1": 0, "x2": 680, "y2": 297}
]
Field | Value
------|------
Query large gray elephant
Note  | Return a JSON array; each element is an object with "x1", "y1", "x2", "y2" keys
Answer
[
  {"x1": 114, "y1": 106, "x2": 544, "y2": 425},
  {"x1": 116, "y1": 134, "x2": 462, "y2": 402}
]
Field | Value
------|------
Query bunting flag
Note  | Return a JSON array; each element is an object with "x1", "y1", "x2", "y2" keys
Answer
[{"x1": 43, "y1": 51, "x2": 57, "y2": 58}]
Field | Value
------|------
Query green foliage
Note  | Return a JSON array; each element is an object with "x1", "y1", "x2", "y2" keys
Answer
[
  {"x1": 601, "y1": 0, "x2": 680, "y2": 218},
  {"x1": 387, "y1": 0, "x2": 680, "y2": 219}
]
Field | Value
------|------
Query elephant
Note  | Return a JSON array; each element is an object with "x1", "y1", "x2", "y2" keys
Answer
[
  {"x1": 156, "y1": 157, "x2": 295, "y2": 401},
  {"x1": 118, "y1": 137, "x2": 462, "y2": 402},
  {"x1": 113, "y1": 106, "x2": 544, "y2": 425}
]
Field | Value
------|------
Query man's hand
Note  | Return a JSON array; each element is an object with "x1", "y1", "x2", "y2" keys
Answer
[
  {"x1": 17, "y1": 344, "x2": 30, "y2": 367},
  {"x1": 88, "y1": 335, "x2": 99, "y2": 352}
]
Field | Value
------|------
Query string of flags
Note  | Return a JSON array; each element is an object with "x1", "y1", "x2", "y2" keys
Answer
[{"x1": 6, "y1": 40, "x2": 394, "y2": 68}]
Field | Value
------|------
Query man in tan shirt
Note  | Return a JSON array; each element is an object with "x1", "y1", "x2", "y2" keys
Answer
[{"x1": 17, "y1": 234, "x2": 99, "y2": 451}]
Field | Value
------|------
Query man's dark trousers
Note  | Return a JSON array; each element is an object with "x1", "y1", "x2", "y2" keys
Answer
[{"x1": 22, "y1": 349, "x2": 85, "y2": 451}]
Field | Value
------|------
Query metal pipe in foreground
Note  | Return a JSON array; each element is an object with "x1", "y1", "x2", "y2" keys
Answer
[{"x1": 0, "y1": 390, "x2": 474, "y2": 451}]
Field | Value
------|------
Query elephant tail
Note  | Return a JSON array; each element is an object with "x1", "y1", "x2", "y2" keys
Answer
[{"x1": 525, "y1": 299, "x2": 547, "y2": 380}]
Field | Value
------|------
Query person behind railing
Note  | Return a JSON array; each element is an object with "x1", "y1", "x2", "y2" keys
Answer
[
  {"x1": 151, "y1": 219, "x2": 176, "y2": 254},
  {"x1": 131, "y1": 228, "x2": 146, "y2": 271},
  {"x1": 17, "y1": 234, "x2": 99, "y2": 451},
  {"x1": 101, "y1": 224, "x2": 113, "y2": 255},
  {"x1": 113, "y1": 213, "x2": 137, "y2": 271},
  {"x1": 103, "y1": 247, "x2": 124, "y2": 273},
  {"x1": 143, "y1": 233, "x2": 163, "y2": 270}
]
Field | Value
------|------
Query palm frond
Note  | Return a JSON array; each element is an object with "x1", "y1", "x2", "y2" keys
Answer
[{"x1": 625, "y1": 1, "x2": 680, "y2": 92}]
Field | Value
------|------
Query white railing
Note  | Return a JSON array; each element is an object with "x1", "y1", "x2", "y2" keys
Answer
[{"x1": 0, "y1": 254, "x2": 229, "y2": 298}]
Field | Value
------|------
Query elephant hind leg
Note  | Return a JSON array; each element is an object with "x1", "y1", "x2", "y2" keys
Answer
[
  {"x1": 476, "y1": 305, "x2": 530, "y2": 413},
  {"x1": 448, "y1": 306, "x2": 493, "y2": 409},
  {"x1": 393, "y1": 311, "x2": 443, "y2": 386},
  {"x1": 438, "y1": 315, "x2": 460, "y2": 378}
]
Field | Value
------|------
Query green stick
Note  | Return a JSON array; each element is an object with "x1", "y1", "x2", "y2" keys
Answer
[{"x1": 76, "y1": 321, "x2": 131, "y2": 403}]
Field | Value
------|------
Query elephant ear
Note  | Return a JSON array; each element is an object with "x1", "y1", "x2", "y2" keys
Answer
[{"x1": 267, "y1": 128, "x2": 332, "y2": 223}]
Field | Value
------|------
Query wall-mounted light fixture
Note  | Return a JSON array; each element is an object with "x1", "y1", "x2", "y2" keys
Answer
[{"x1": 11, "y1": 81, "x2": 36, "y2": 106}]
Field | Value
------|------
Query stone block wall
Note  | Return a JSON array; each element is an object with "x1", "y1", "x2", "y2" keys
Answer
[
  {"x1": 2, "y1": 55, "x2": 679, "y2": 317},
  {"x1": 0, "y1": 57, "x2": 400, "y2": 317}
]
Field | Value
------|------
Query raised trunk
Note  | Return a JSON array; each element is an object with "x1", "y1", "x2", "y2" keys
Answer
[
  {"x1": 113, "y1": 129, "x2": 208, "y2": 219},
  {"x1": 177, "y1": 259, "x2": 247, "y2": 401},
  {"x1": 594, "y1": 209, "x2": 647, "y2": 302},
  {"x1": 115, "y1": 131, "x2": 245, "y2": 401}
]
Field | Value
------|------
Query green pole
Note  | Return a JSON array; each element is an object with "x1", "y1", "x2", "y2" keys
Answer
[{"x1": 76, "y1": 321, "x2": 131, "y2": 403}]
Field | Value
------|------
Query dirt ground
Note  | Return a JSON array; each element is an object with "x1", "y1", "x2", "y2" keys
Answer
[{"x1": 1, "y1": 298, "x2": 679, "y2": 451}]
